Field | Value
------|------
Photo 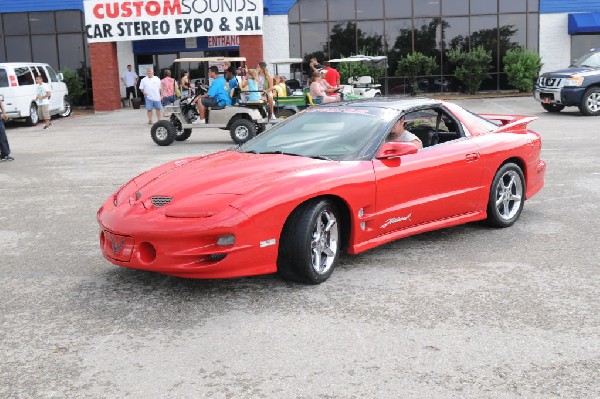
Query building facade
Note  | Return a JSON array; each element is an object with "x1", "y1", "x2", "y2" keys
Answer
[{"x1": 1, "y1": 0, "x2": 600, "y2": 109}]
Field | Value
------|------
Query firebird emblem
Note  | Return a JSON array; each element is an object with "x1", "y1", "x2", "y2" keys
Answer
[
  {"x1": 110, "y1": 238, "x2": 125, "y2": 255},
  {"x1": 381, "y1": 213, "x2": 412, "y2": 229}
]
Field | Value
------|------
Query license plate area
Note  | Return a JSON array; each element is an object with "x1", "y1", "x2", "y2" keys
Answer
[
  {"x1": 102, "y1": 231, "x2": 134, "y2": 262},
  {"x1": 540, "y1": 93, "x2": 554, "y2": 103}
]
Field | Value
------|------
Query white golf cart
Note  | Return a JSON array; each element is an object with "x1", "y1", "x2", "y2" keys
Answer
[
  {"x1": 150, "y1": 57, "x2": 271, "y2": 146},
  {"x1": 327, "y1": 55, "x2": 388, "y2": 99}
]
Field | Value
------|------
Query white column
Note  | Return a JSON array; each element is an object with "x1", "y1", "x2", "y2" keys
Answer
[{"x1": 262, "y1": 15, "x2": 291, "y2": 76}]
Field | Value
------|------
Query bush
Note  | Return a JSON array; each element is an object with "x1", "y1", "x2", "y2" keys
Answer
[
  {"x1": 335, "y1": 54, "x2": 385, "y2": 86},
  {"x1": 503, "y1": 47, "x2": 542, "y2": 92},
  {"x1": 395, "y1": 52, "x2": 437, "y2": 95},
  {"x1": 447, "y1": 46, "x2": 492, "y2": 94},
  {"x1": 59, "y1": 68, "x2": 85, "y2": 105}
]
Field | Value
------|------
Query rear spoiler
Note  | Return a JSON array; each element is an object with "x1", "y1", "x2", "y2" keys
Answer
[{"x1": 479, "y1": 114, "x2": 538, "y2": 133}]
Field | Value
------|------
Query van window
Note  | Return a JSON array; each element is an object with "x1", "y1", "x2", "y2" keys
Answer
[
  {"x1": 46, "y1": 66, "x2": 60, "y2": 83},
  {"x1": 15, "y1": 67, "x2": 35, "y2": 86},
  {"x1": 34, "y1": 66, "x2": 49, "y2": 83},
  {"x1": 0, "y1": 69, "x2": 9, "y2": 88}
]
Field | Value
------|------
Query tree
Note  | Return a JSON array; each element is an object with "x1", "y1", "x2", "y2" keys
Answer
[
  {"x1": 396, "y1": 52, "x2": 438, "y2": 95},
  {"x1": 503, "y1": 47, "x2": 543, "y2": 92},
  {"x1": 60, "y1": 67, "x2": 85, "y2": 105},
  {"x1": 447, "y1": 46, "x2": 493, "y2": 94}
]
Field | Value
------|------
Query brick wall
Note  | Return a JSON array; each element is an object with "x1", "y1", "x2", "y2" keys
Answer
[
  {"x1": 239, "y1": 35, "x2": 264, "y2": 68},
  {"x1": 89, "y1": 42, "x2": 122, "y2": 111}
]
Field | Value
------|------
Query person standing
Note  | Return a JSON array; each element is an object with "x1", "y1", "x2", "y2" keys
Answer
[
  {"x1": 139, "y1": 68, "x2": 162, "y2": 124},
  {"x1": 322, "y1": 61, "x2": 341, "y2": 87},
  {"x1": 35, "y1": 75, "x2": 52, "y2": 130},
  {"x1": 121, "y1": 65, "x2": 138, "y2": 106},
  {"x1": 0, "y1": 95, "x2": 13, "y2": 161}
]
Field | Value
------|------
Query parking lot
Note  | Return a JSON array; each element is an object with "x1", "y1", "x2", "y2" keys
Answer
[{"x1": 1, "y1": 97, "x2": 599, "y2": 398}]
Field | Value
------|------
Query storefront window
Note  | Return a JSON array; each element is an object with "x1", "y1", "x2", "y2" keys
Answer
[
  {"x1": 29, "y1": 12, "x2": 55, "y2": 34},
  {"x1": 500, "y1": 0, "x2": 526, "y2": 14},
  {"x1": 328, "y1": 0, "x2": 355, "y2": 21},
  {"x1": 470, "y1": 0, "x2": 497, "y2": 15},
  {"x1": 6, "y1": 36, "x2": 32, "y2": 62},
  {"x1": 58, "y1": 33, "x2": 85, "y2": 70},
  {"x1": 300, "y1": 0, "x2": 327, "y2": 22},
  {"x1": 301, "y1": 22, "x2": 328, "y2": 56},
  {"x1": 357, "y1": 20, "x2": 384, "y2": 55},
  {"x1": 414, "y1": 0, "x2": 441, "y2": 17},
  {"x1": 442, "y1": 17, "x2": 469, "y2": 52},
  {"x1": 32, "y1": 35, "x2": 59, "y2": 67},
  {"x1": 384, "y1": 0, "x2": 412, "y2": 19},
  {"x1": 288, "y1": 3, "x2": 300, "y2": 23},
  {"x1": 329, "y1": 21, "x2": 356, "y2": 59},
  {"x1": 499, "y1": 14, "x2": 526, "y2": 49},
  {"x1": 56, "y1": 11, "x2": 83, "y2": 33},
  {"x1": 357, "y1": 0, "x2": 383, "y2": 20},
  {"x1": 442, "y1": 0, "x2": 469, "y2": 16},
  {"x1": 3, "y1": 13, "x2": 29, "y2": 35}
]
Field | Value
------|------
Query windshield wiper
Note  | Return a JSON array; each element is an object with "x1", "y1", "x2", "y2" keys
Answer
[
  {"x1": 251, "y1": 151, "x2": 333, "y2": 161},
  {"x1": 308, "y1": 155, "x2": 334, "y2": 161}
]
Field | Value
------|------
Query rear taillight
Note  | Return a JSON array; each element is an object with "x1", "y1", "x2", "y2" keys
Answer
[{"x1": 9, "y1": 75, "x2": 17, "y2": 87}]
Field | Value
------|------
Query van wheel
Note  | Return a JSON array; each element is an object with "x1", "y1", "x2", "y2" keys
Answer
[
  {"x1": 25, "y1": 103, "x2": 39, "y2": 126},
  {"x1": 150, "y1": 120, "x2": 176, "y2": 146},
  {"x1": 230, "y1": 119, "x2": 256, "y2": 144},
  {"x1": 59, "y1": 97, "x2": 72, "y2": 117}
]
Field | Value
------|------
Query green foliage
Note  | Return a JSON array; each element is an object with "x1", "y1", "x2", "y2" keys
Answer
[
  {"x1": 60, "y1": 67, "x2": 85, "y2": 104},
  {"x1": 447, "y1": 46, "x2": 493, "y2": 94},
  {"x1": 503, "y1": 47, "x2": 543, "y2": 92},
  {"x1": 395, "y1": 52, "x2": 437, "y2": 95},
  {"x1": 334, "y1": 53, "x2": 385, "y2": 86}
]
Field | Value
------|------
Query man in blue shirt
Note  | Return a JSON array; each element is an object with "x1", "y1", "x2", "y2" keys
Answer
[{"x1": 194, "y1": 65, "x2": 232, "y2": 124}]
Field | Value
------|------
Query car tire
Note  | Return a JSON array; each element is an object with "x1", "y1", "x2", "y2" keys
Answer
[
  {"x1": 578, "y1": 87, "x2": 600, "y2": 116},
  {"x1": 486, "y1": 163, "x2": 525, "y2": 228},
  {"x1": 150, "y1": 120, "x2": 176, "y2": 146},
  {"x1": 25, "y1": 103, "x2": 39, "y2": 126},
  {"x1": 278, "y1": 199, "x2": 341, "y2": 284},
  {"x1": 171, "y1": 115, "x2": 192, "y2": 141},
  {"x1": 277, "y1": 109, "x2": 296, "y2": 119},
  {"x1": 59, "y1": 97, "x2": 72, "y2": 117},
  {"x1": 541, "y1": 103, "x2": 564, "y2": 113},
  {"x1": 229, "y1": 118, "x2": 256, "y2": 144}
]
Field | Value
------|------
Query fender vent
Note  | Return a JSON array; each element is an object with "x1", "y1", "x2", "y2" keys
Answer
[{"x1": 151, "y1": 196, "x2": 173, "y2": 207}]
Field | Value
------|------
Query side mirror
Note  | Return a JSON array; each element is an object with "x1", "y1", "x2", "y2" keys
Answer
[
  {"x1": 58, "y1": 73, "x2": 64, "y2": 81},
  {"x1": 375, "y1": 141, "x2": 418, "y2": 159}
]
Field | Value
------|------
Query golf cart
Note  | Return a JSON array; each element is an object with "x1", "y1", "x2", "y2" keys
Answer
[
  {"x1": 327, "y1": 55, "x2": 388, "y2": 99},
  {"x1": 150, "y1": 57, "x2": 270, "y2": 146},
  {"x1": 270, "y1": 58, "x2": 313, "y2": 119}
]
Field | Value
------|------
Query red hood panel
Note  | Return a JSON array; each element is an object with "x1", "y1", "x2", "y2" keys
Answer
[{"x1": 137, "y1": 151, "x2": 329, "y2": 198}]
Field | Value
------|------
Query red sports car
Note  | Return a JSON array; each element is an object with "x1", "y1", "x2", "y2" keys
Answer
[{"x1": 97, "y1": 98, "x2": 546, "y2": 284}]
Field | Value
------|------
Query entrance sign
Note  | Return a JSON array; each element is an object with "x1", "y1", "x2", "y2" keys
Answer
[
  {"x1": 84, "y1": 0, "x2": 263, "y2": 43},
  {"x1": 208, "y1": 35, "x2": 240, "y2": 47}
]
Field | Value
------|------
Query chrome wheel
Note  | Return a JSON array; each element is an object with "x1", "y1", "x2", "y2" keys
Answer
[
  {"x1": 310, "y1": 209, "x2": 339, "y2": 275},
  {"x1": 59, "y1": 98, "x2": 72, "y2": 117},
  {"x1": 155, "y1": 126, "x2": 169, "y2": 141},
  {"x1": 585, "y1": 92, "x2": 600, "y2": 113},
  {"x1": 234, "y1": 125, "x2": 249, "y2": 140},
  {"x1": 494, "y1": 170, "x2": 523, "y2": 221}
]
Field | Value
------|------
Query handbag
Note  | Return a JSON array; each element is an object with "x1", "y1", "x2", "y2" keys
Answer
[{"x1": 174, "y1": 79, "x2": 181, "y2": 98}]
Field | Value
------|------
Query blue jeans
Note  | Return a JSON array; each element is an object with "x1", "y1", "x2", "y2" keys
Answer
[{"x1": 0, "y1": 119, "x2": 10, "y2": 157}]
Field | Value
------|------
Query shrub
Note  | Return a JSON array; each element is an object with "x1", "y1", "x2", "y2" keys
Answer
[
  {"x1": 447, "y1": 46, "x2": 493, "y2": 94},
  {"x1": 336, "y1": 54, "x2": 385, "y2": 86},
  {"x1": 60, "y1": 67, "x2": 85, "y2": 105},
  {"x1": 395, "y1": 52, "x2": 437, "y2": 95},
  {"x1": 503, "y1": 47, "x2": 543, "y2": 92}
]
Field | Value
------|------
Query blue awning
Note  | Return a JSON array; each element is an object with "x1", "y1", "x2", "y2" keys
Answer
[{"x1": 568, "y1": 12, "x2": 600, "y2": 34}]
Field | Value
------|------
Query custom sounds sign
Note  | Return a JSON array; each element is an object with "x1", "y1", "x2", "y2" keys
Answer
[{"x1": 84, "y1": 0, "x2": 263, "y2": 42}]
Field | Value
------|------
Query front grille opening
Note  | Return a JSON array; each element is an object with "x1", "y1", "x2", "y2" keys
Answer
[{"x1": 151, "y1": 196, "x2": 173, "y2": 207}]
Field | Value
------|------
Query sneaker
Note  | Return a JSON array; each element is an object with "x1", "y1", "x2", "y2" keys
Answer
[
  {"x1": 270, "y1": 115, "x2": 277, "y2": 120},
  {"x1": 43, "y1": 125, "x2": 50, "y2": 130},
  {"x1": 0, "y1": 155, "x2": 14, "y2": 161},
  {"x1": 192, "y1": 118, "x2": 205, "y2": 124}
]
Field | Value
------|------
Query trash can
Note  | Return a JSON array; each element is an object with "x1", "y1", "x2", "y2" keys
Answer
[{"x1": 132, "y1": 97, "x2": 142, "y2": 109}]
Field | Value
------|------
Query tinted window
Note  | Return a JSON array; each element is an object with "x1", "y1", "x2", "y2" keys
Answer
[
  {"x1": 46, "y1": 65, "x2": 60, "y2": 82},
  {"x1": 15, "y1": 67, "x2": 35, "y2": 86},
  {"x1": 35, "y1": 66, "x2": 49, "y2": 83},
  {"x1": 328, "y1": 0, "x2": 355, "y2": 21},
  {"x1": 0, "y1": 68, "x2": 9, "y2": 88},
  {"x1": 56, "y1": 10, "x2": 83, "y2": 33},
  {"x1": 357, "y1": 0, "x2": 383, "y2": 20},
  {"x1": 470, "y1": 0, "x2": 497, "y2": 14},
  {"x1": 29, "y1": 12, "x2": 55, "y2": 34},
  {"x1": 300, "y1": 0, "x2": 326, "y2": 22},
  {"x1": 6, "y1": 36, "x2": 32, "y2": 62},
  {"x1": 32, "y1": 35, "x2": 59, "y2": 67},
  {"x1": 442, "y1": 0, "x2": 469, "y2": 16},
  {"x1": 3, "y1": 12, "x2": 29, "y2": 35},
  {"x1": 385, "y1": 0, "x2": 412, "y2": 18}
]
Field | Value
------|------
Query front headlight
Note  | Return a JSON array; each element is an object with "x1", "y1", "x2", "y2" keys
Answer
[{"x1": 564, "y1": 77, "x2": 584, "y2": 87}]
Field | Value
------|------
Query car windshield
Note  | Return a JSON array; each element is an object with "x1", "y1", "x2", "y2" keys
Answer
[
  {"x1": 238, "y1": 106, "x2": 396, "y2": 161},
  {"x1": 572, "y1": 51, "x2": 600, "y2": 68}
]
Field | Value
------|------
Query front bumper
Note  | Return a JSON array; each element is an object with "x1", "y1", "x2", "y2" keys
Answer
[{"x1": 533, "y1": 86, "x2": 586, "y2": 106}]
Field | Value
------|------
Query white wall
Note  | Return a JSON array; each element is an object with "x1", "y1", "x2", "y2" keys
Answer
[
  {"x1": 116, "y1": 41, "x2": 136, "y2": 97},
  {"x1": 539, "y1": 13, "x2": 572, "y2": 73},
  {"x1": 262, "y1": 14, "x2": 291, "y2": 77}
]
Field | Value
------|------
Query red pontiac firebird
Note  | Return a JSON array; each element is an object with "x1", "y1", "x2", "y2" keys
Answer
[{"x1": 97, "y1": 98, "x2": 546, "y2": 284}]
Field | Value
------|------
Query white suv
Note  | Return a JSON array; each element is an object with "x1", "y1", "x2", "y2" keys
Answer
[{"x1": 0, "y1": 62, "x2": 71, "y2": 125}]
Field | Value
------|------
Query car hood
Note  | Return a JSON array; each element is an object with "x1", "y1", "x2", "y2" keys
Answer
[
  {"x1": 541, "y1": 66, "x2": 598, "y2": 78},
  {"x1": 135, "y1": 150, "x2": 335, "y2": 199}
]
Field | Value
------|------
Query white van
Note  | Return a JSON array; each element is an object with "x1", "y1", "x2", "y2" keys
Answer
[{"x1": 0, "y1": 62, "x2": 71, "y2": 125}]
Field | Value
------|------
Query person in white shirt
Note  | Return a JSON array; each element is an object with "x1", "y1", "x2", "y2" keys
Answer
[
  {"x1": 35, "y1": 75, "x2": 52, "y2": 130},
  {"x1": 121, "y1": 65, "x2": 138, "y2": 106},
  {"x1": 387, "y1": 117, "x2": 423, "y2": 149},
  {"x1": 139, "y1": 68, "x2": 162, "y2": 124}
]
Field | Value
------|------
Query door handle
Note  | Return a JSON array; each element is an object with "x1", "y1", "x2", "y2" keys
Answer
[{"x1": 465, "y1": 152, "x2": 480, "y2": 161}]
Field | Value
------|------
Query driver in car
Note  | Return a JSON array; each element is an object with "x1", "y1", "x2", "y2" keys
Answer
[
  {"x1": 193, "y1": 65, "x2": 232, "y2": 124},
  {"x1": 387, "y1": 117, "x2": 423, "y2": 149}
]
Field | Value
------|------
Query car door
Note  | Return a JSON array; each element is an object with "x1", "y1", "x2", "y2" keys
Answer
[
  {"x1": 45, "y1": 65, "x2": 67, "y2": 111},
  {"x1": 372, "y1": 108, "x2": 484, "y2": 236}
]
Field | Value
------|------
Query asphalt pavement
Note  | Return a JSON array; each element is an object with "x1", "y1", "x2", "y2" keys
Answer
[{"x1": 1, "y1": 97, "x2": 598, "y2": 398}]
